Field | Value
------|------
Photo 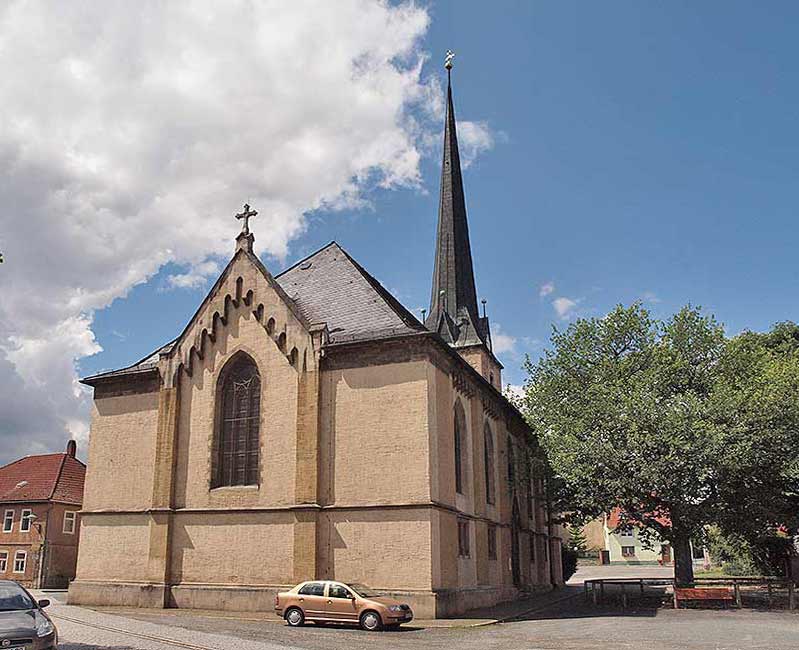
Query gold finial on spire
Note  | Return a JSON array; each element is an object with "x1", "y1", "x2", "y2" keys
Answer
[{"x1": 445, "y1": 49, "x2": 455, "y2": 70}]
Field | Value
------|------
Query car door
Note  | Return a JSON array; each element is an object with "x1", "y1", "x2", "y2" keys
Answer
[
  {"x1": 324, "y1": 582, "x2": 359, "y2": 622},
  {"x1": 296, "y1": 581, "x2": 327, "y2": 619}
]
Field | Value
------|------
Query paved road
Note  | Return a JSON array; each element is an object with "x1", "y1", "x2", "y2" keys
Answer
[{"x1": 47, "y1": 594, "x2": 799, "y2": 650}]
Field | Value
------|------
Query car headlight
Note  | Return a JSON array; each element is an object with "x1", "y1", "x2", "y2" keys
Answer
[
  {"x1": 388, "y1": 605, "x2": 403, "y2": 613},
  {"x1": 35, "y1": 615, "x2": 54, "y2": 637}
]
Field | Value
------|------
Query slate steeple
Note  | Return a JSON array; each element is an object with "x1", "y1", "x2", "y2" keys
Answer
[{"x1": 425, "y1": 52, "x2": 490, "y2": 350}]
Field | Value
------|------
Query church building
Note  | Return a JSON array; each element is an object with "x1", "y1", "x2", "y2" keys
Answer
[{"x1": 68, "y1": 62, "x2": 564, "y2": 618}]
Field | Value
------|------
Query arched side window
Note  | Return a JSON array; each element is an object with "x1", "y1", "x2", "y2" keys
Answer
[
  {"x1": 484, "y1": 422, "x2": 495, "y2": 505},
  {"x1": 454, "y1": 400, "x2": 467, "y2": 495},
  {"x1": 213, "y1": 353, "x2": 261, "y2": 488}
]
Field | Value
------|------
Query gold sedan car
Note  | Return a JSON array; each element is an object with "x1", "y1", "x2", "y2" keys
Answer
[{"x1": 274, "y1": 580, "x2": 413, "y2": 631}]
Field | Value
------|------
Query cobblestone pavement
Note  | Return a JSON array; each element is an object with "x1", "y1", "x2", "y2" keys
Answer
[{"x1": 49, "y1": 595, "x2": 799, "y2": 650}]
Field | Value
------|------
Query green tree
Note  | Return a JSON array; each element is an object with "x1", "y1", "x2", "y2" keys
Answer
[
  {"x1": 709, "y1": 322, "x2": 799, "y2": 567},
  {"x1": 521, "y1": 305, "x2": 799, "y2": 585},
  {"x1": 568, "y1": 524, "x2": 588, "y2": 556}
]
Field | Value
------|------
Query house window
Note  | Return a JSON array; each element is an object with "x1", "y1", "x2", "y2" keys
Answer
[
  {"x1": 63, "y1": 511, "x2": 77, "y2": 535},
  {"x1": 213, "y1": 353, "x2": 261, "y2": 488},
  {"x1": 484, "y1": 422, "x2": 495, "y2": 505},
  {"x1": 0, "y1": 551, "x2": 7, "y2": 572},
  {"x1": 20, "y1": 510, "x2": 32, "y2": 533},
  {"x1": 13, "y1": 551, "x2": 26, "y2": 574},
  {"x1": 621, "y1": 545, "x2": 635, "y2": 558},
  {"x1": 2, "y1": 510, "x2": 12, "y2": 533},
  {"x1": 618, "y1": 525, "x2": 634, "y2": 541},
  {"x1": 454, "y1": 401, "x2": 467, "y2": 495},
  {"x1": 458, "y1": 519, "x2": 470, "y2": 558},
  {"x1": 488, "y1": 525, "x2": 497, "y2": 560}
]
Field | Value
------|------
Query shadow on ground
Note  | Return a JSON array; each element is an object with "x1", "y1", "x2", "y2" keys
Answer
[{"x1": 506, "y1": 585, "x2": 668, "y2": 622}]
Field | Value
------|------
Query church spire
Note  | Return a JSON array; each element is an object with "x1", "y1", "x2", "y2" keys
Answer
[{"x1": 425, "y1": 51, "x2": 490, "y2": 350}]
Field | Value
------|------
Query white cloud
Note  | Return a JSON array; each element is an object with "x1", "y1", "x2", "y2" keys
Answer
[
  {"x1": 504, "y1": 384, "x2": 525, "y2": 404},
  {"x1": 166, "y1": 260, "x2": 221, "y2": 290},
  {"x1": 0, "y1": 1, "x2": 449, "y2": 463},
  {"x1": 553, "y1": 297, "x2": 580, "y2": 319},
  {"x1": 456, "y1": 121, "x2": 496, "y2": 168},
  {"x1": 539, "y1": 281, "x2": 555, "y2": 298},
  {"x1": 491, "y1": 323, "x2": 517, "y2": 355},
  {"x1": 641, "y1": 291, "x2": 661, "y2": 304}
]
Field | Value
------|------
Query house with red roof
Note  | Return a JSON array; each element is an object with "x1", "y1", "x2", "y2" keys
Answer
[
  {"x1": 599, "y1": 508, "x2": 709, "y2": 567},
  {"x1": 0, "y1": 440, "x2": 86, "y2": 588}
]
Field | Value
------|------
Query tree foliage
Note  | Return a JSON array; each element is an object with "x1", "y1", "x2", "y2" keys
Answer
[{"x1": 521, "y1": 304, "x2": 799, "y2": 584}]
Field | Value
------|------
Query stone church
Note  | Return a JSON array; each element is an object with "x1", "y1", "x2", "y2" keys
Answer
[{"x1": 68, "y1": 65, "x2": 564, "y2": 618}]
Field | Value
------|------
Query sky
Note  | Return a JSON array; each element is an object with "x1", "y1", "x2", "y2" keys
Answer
[{"x1": 2, "y1": 1, "x2": 799, "y2": 464}]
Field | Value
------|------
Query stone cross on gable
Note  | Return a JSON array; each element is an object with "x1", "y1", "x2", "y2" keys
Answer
[{"x1": 235, "y1": 203, "x2": 257, "y2": 235}]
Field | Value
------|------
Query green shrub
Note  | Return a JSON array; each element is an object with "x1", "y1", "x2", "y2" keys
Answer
[{"x1": 562, "y1": 547, "x2": 579, "y2": 582}]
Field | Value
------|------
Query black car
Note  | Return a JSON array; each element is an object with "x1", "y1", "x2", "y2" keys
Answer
[{"x1": 0, "y1": 580, "x2": 57, "y2": 649}]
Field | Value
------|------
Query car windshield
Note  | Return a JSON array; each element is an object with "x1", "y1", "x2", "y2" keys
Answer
[
  {"x1": 0, "y1": 584, "x2": 34, "y2": 611},
  {"x1": 348, "y1": 583, "x2": 379, "y2": 598}
]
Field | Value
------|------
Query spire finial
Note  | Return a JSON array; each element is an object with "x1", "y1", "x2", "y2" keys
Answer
[{"x1": 445, "y1": 49, "x2": 455, "y2": 70}]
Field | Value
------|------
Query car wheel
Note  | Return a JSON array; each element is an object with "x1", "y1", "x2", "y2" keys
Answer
[
  {"x1": 360, "y1": 610, "x2": 382, "y2": 631},
  {"x1": 285, "y1": 607, "x2": 305, "y2": 627}
]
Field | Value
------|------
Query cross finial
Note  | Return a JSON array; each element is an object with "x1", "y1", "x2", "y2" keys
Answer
[
  {"x1": 445, "y1": 50, "x2": 455, "y2": 70},
  {"x1": 235, "y1": 203, "x2": 257, "y2": 235}
]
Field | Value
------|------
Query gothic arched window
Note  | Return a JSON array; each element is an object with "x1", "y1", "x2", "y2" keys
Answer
[
  {"x1": 213, "y1": 353, "x2": 261, "y2": 488},
  {"x1": 454, "y1": 400, "x2": 467, "y2": 495},
  {"x1": 484, "y1": 422, "x2": 495, "y2": 505}
]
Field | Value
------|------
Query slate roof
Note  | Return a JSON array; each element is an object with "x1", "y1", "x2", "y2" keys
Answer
[
  {"x1": 276, "y1": 242, "x2": 425, "y2": 344},
  {"x1": 0, "y1": 450, "x2": 86, "y2": 505},
  {"x1": 84, "y1": 241, "x2": 425, "y2": 382}
]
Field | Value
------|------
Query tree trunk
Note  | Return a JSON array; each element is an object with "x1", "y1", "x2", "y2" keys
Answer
[{"x1": 673, "y1": 536, "x2": 695, "y2": 586}]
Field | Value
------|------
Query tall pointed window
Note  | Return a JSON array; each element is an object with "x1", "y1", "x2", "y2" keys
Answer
[
  {"x1": 454, "y1": 401, "x2": 467, "y2": 494},
  {"x1": 507, "y1": 437, "x2": 516, "y2": 493},
  {"x1": 484, "y1": 422, "x2": 495, "y2": 505},
  {"x1": 213, "y1": 353, "x2": 261, "y2": 488}
]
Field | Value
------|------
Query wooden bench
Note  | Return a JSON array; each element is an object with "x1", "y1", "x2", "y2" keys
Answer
[{"x1": 674, "y1": 587, "x2": 735, "y2": 609}]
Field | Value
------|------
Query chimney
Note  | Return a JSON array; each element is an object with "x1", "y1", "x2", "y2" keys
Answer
[{"x1": 66, "y1": 439, "x2": 77, "y2": 458}]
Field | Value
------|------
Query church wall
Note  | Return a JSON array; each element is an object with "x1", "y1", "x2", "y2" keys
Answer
[
  {"x1": 319, "y1": 359, "x2": 430, "y2": 506},
  {"x1": 74, "y1": 513, "x2": 151, "y2": 582},
  {"x1": 457, "y1": 345, "x2": 502, "y2": 390},
  {"x1": 168, "y1": 511, "x2": 295, "y2": 585},
  {"x1": 171, "y1": 256, "x2": 309, "y2": 510},
  {"x1": 83, "y1": 392, "x2": 159, "y2": 511},
  {"x1": 317, "y1": 508, "x2": 431, "y2": 591}
]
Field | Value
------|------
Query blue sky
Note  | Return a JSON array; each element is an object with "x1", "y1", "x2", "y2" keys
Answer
[{"x1": 82, "y1": 1, "x2": 799, "y2": 390}]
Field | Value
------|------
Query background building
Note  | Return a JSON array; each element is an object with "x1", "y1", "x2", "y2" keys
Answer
[
  {"x1": 0, "y1": 440, "x2": 85, "y2": 588},
  {"x1": 600, "y1": 509, "x2": 708, "y2": 568}
]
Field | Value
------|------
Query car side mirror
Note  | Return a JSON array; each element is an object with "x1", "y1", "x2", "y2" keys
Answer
[{"x1": 38, "y1": 599, "x2": 50, "y2": 608}]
